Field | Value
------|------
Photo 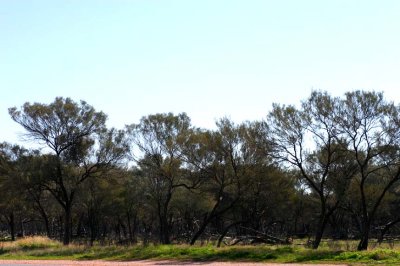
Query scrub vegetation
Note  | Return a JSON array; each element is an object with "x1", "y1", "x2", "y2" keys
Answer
[
  {"x1": 2, "y1": 237, "x2": 400, "y2": 264},
  {"x1": 2, "y1": 90, "x2": 400, "y2": 264}
]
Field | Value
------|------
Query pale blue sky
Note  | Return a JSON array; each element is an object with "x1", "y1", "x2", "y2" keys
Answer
[{"x1": 1, "y1": 0, "x2": 400, "y2": 145}]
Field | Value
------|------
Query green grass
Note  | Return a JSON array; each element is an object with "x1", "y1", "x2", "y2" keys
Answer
[{"x1": 3, "y1": 237, "x2": 400, "y2": 264}]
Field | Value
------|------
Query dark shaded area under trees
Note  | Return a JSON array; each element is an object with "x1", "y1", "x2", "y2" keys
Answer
[{"x1": 1, "y1": 91, "x2": 400, "y2": 251}]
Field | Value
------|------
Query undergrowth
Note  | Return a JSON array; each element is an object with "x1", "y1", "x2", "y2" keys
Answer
[{"x1": 3, "y1": 236, "x2": 400, "y2": 264}]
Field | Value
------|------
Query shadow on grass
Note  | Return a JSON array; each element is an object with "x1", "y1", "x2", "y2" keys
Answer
[
  {"x1": 75, "y1": 246, "x2": 130, "y2": 261},
  {"x1": 82, "y1": 245, "x2": 297, "y2": 263},
  {"x1": 4, "y1": 240, "x2": 400, "y2": 265},
  {"x1": 294, "y1": 250, "x2": 343, "y2": 262}
]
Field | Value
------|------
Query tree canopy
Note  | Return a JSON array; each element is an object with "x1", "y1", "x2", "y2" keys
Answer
[{"x1": 1, "y1": 91, "x2": 400, "y2": 251}]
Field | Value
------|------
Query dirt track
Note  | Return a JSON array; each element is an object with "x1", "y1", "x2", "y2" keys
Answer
[{"x1": 0, "y1": 260, "x2": 348, "y2": 266}]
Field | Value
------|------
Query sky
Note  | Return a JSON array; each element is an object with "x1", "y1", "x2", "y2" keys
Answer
[{"x1": 1, "y1": 0, "x2": 400, "y2": 146}]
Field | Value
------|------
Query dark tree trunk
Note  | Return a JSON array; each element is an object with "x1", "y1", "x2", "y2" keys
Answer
[
  {"x1": 312, "y1": 209, "x2": 327, "y2": 249},
  {"x1": 115, "y1": 222, "x2": 121, "y2": 242},
  {"x1": 119, "y1": 217, "x2": 127, "y2": 239},
  {"x1": 20, "y1": 217, "x2": 25, "y2": 237},
  {"x1": 159, "y1": 215, "x2": 171, "y2": 244},
  {"x1": 358, "y1": 222, "x2": 370, "y2": 250},
  {"x1": 58, "y1": 215, "x2": 63, "y2": 242},
  {"x1": 42, "y1": 212, "x2": 50, "y2": 237},
  {"x1": 63, "y1": 205, "x2": 72, "y2": 245},
  {"x1": 76, "y1": 213, "x2": 83, "y2": 238},
  {"x1": 127, "y1": 211, "x2": 137, "y2": 243},
  {"x1": 377, "y1": 218, "x2": 400, "y2": 244},
  {"x1": 89, "y1": 222, "x2": 97, "y2": 247},
  {"x1": 190, "y1": 215, "x2": 210, "y2": 245},
  {"x1": 217, "y1": 221, "x2": 242, "y2": 247},
  {"x1": 127, "y1": 212, "x2": 132, "y2": 242},
  {"x1": 378, "y1": 229, "x2": 386, "y2": 244},
  {"x1": 312, "y1": 198, "x2": 336, "y2": 249},
  {"x1": 88, "y1": 211, "x2": 98, "y2": 246},
  {"x1": 33, "y1": 193, "x2": 50, "y2": 237},
  {"x1": 157, "y1": 192, "x2": 172, "y2": 245},
  {"x1": 9, "y1": 212, "x2": 15, "y2": 241},
  {"x1": 190, "y1": 187, "x2": 239, "y2": 246},
  {"x1": 312, "y1": 224, "x2": 324, "y2": 249}
]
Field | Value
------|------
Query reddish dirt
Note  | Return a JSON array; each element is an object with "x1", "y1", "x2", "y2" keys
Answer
[{"x1": 0, "y1": 260, "x2": 348, "y2": 266}]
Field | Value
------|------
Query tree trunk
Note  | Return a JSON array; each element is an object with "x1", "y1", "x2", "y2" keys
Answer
[
  {"x1": 157, "y1": 194, "x2": 172, "y2": 245},
  {"x1": 76, "y1": 213, "x2": 83, "y2": 238},
  {"x1": 190, "y1": 191, "x2": 239, "y2": 246},
  {"x1": 42, "y1": 213, "x2": 50, "y2": 237},
  {"x1": 312, "y1": 224, "x2": 324, "y2": 249},
  {"x1": 190, "y1": 215, "x2": 210, "y2": 245},
  {"x1": 312, "y1": 200, "x2": 332, "y2": 249},
  {"x1": 217, "y1": 221, "x2": 241, "y2": 247},
  {"x1": 20, "y1": 217, "x2": 25, "y2": 237},
  {"x1": 34, "y1": 194, "x2": 50, "y2": 237},
  {"x1": 119, "y1": 217, "x2": 127, "y2": 239},
  {"x1": 89, "y1": 221, "x2": 97, "y2": 247},
  {"x1": 159, "y1": 215, "x2": 170, "y2": 244},
  {"x1": 58, "y1": 216, "x2": 63, "y2": 242},
  {"x1": 127, "y1": 212, "x2": 132, "y2": 241},
  {"x1": 377, "y1": 218, "x2": 400, "y2": 244},
  {"x1": 63, "y1": 205, "x2": 72, "y2": 245},
  {"x1": 127, "y1": 211, "x2": 137, "y2": 243},
  {"x1": 9, "y1": 212, "x2": 15, "y2": 241},
  {"x1": 88, "y1": 211, "x2": 97, "y2": 246},
  {"x1": 378, "y1": 229, "x2": 386, "y2": 244},
  {"x1": 358, "y1": 222, "x2": 370, "y2": 250}
]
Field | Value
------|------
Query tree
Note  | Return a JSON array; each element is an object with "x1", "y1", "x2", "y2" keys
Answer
[
  {"x1": 184, "y1": 118, "x2": 250, "y2": 245},
  {"x1": 127, "y1": 113, "x2": 197, "y2": 244},
  {"x1": 9, "y1": 97, "x2": 129, "y2": 245},
  {"x1": 0, "y1": 143, "x2": 28, "y2": 240},
  {"x1": 336, "y1": 91, "x2": 400, "y2": 250},
  {"x1": 267, "y1": 91, "x2": 355, "y2": 249},
  {"x1": 18, "y1": 153, "x2": 58, "y2": 237}
]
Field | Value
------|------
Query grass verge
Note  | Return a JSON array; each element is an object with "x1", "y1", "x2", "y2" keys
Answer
[{"x1": 2, "y1": 237, "x2": 400, "y2": 264}]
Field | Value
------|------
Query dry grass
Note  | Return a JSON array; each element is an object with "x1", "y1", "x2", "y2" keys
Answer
[
  {"x1": 0, "y1": 236, "x2": 61, "y2": 250},
  {"x1": 3, "y1": 237, "x2": 400, "y2": 264}
]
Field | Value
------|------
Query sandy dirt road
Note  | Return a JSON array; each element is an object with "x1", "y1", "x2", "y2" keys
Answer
[{"x1": 0, "y1": 260, "x2": 348, "y2": 266}]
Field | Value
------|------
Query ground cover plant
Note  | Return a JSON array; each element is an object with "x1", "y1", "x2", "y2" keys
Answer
[{"x1": 3, "y1": 237, "x2": 400, "y2": 265}]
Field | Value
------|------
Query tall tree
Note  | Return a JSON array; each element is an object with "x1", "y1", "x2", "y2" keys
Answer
[
  {"x1": 185, "y1": 118, "x2": 249, "y2": 245},
  {"x1": 9, "y1": 97, "x2": 129, "y2": 245},
  {"x1": 127, "y1": 113, "x2": 197, "y2": 244},
  {"x1": 336, "y1": 91, "x2": 400, "y2": 250},
  {"x1": 268, "y1": 91, "x2": 354, "y2": 249}
]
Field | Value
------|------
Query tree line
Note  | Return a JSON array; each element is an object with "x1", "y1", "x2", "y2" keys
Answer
[{"x1": 1, "y1": 90, "x2": 400, "y2": 251}]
